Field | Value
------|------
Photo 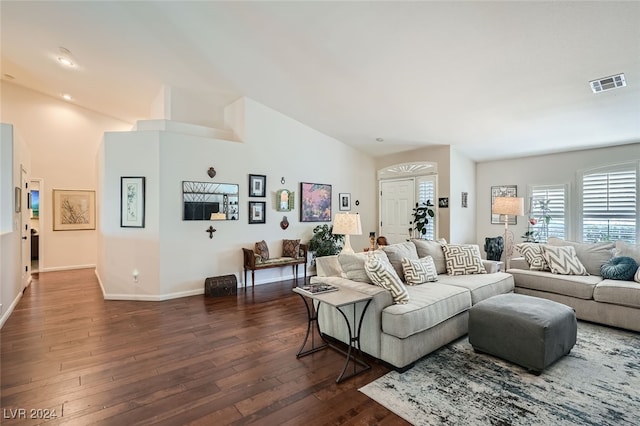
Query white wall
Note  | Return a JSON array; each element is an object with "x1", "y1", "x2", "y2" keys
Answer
[
  {"x1": 475, "y1": 143, "x2": 640, "y2": 249},
  {"x1": 1, "y1": 82, "x2": 132, "y2": 271},
  {"x1": 0, "y1": 123, "x2": 31, "y2": 327},
  {"x1": 98, "y1": 97, "x2": 377, "y2": 300},
  {"x1": 449, "y1": 148, "x2": 476, "y2": 243}
]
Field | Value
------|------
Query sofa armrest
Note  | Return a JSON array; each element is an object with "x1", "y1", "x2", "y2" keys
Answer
[
  {"x1": 509, "y1": 257, "x2": 529, "y2": 270},
  {"x1": 482, "y1": 260, "x2": 504, "y2": 274}
]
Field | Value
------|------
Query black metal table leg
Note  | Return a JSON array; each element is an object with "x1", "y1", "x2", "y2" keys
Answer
[{"x1": 295, "y1": 293, "x2": 328, "y2": 358}]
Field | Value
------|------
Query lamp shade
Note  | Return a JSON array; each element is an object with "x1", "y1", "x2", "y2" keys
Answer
[
  {"x1": 492, "y1": 197, "x2": 524, "y2": 216},
  {"x1": 332, "y1": 213, "x2": 362, "y2": 236}
]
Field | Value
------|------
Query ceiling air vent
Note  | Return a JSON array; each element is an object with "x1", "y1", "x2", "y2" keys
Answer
[{"x1": 590, "y1": 73, "x2": 626, "y2": 93}]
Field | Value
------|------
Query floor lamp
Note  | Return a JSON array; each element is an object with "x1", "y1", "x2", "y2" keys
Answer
[
  {"x1": 492, "y1": 197, "x2": 524, "y2": 270},
  {"x1": 332, "y1": 213, "x2": 362, "y2": 254}
]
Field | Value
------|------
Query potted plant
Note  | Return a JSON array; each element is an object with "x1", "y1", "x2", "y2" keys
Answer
[
  {"x1": 522, "y1": 199, "x2": 552, "y2": 242},
  {"x1": 409, "y1": 201, "x2": 435, "y2": 239},
  {"x1": 308, "y1": 224, "x2": 344, "y2": 265}
]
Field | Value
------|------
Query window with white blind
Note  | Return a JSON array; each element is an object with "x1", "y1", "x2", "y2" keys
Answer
[
  {"x1": 581, "y1": 163, "x2": 637, "y2": 243},
  {"x1": 527, "y1": 185, "x2": 566, "y2": 242},
  {"x1": 416, "y1": 176, "x2": 436, "y2": 240}
]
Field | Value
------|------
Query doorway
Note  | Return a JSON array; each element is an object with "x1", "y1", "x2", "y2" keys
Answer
[
  {"x1": 378, "y1": 162, "x2": 438, "y2": 244},
  {"x1": 29, "y1": 178, "x2": 42, "y2": 274}
]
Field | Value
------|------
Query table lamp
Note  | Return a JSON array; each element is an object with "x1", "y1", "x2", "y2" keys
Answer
[{"x1": 332, "y1": 213, "x2": 362, "y2": 254}]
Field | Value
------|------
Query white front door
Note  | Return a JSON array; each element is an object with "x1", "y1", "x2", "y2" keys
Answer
[{"x1": 380, "y1": 179, "x2": 414, "y2": 244}]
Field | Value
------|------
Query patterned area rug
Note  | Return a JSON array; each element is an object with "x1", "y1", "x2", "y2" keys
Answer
[{"x1": 359, "y1": 321, "x2": 640, "y2": 425}]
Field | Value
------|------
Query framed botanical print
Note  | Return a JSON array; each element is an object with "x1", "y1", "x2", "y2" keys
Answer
[
  {"x1": 249, "y1": 174, "x2": 266, "y2": 197},
  {"x1": 249, "y1": 201, "x2": 266, "y2": 224},
  {"x1": 120, "y1": 177, "x2": 145, "y2": 228},
  {"x1": 53, "y1": 189, "x2": 96, "y2": 231},
  {"x1": 491, "y1": 185, "x2": 517, "y2": 224}
]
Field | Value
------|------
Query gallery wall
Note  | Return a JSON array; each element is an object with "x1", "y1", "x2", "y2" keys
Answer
[{"x1": 98, "y1": 97, "x2": 378, "y2": 299}]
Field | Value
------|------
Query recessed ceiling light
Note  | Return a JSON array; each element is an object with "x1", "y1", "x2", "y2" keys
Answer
[
  {"x1": 62, "y1": 93, "x2": 73, "y2": 101},
  {"x1": 57, "y1": 47, "x2": 76, "y2": 68},
  {"x1": 376, "y1": 138, "x2": 384, "y2": 142}
]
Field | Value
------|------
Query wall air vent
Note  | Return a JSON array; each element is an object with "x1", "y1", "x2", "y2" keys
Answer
[{"x1": 590, "y1": 73, "x2": 626, "y2": 93}]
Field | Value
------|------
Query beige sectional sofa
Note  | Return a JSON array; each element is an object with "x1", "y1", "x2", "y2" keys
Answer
[
  {"x1": 510, "y1": 238, "x2": 640, "y2": 332},
  {"x1": 311, "y1": 239, "x2": 514, "y2": 371}
]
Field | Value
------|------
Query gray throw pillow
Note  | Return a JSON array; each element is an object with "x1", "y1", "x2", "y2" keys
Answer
[
  {"x1": 411, "y1": 238, "x2": 447, "y2": 274},
  {"x1": 365, "y1": 253, "x2": 409, "y2": 304},
  {"x1": 381, "y1": 242, "x2": 419, "y2": 280}
]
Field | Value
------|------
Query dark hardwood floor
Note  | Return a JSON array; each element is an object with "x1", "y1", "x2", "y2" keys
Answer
[{"x1": 1, "y1": 269, "x2": 407, "y2": 425}]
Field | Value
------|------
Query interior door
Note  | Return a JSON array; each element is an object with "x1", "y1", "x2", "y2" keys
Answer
[
  {"x1": 380, "y1": 179, "x2": 414, "y2": 244},
  {"x1": 20, "y1": 165, "x2": 30, "y2": 288}
]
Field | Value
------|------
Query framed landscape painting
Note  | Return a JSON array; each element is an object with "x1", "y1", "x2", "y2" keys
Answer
[
  {"x1": 300, "y1": 182, "x2": 332, "y2": 222},
  {"x1": 53, "y1": 189, "x2": 96, "y2": 231}
]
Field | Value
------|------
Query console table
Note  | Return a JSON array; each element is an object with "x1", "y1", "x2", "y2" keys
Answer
[{"x1": 293, "y1": 286, "x2": 372, "y2": 383}]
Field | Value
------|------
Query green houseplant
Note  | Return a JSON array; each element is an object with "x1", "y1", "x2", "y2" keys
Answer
[
  {"x1": 308, "y1": 224, "x2": 344, "y2": 265},
  {"x1": 409, "y1": 201, "x2": 435, "y2": 239}
]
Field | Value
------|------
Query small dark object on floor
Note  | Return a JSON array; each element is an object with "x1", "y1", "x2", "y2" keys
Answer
[{"x1": 205, "y1": 274, "x2": 238, "y2": 296}]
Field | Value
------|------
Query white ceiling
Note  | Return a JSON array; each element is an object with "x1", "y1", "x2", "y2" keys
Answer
[{"x1": 2, "y1": 1, "x2": 639, "y2": 161}]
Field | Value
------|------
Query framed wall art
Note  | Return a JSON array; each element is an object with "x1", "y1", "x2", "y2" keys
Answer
[
  {"x1": 300, "y1": 182, "x2": 332, "y2": 222},
  {"x1": 120, "y1": 176, "x2": 146, "y2": 228},
  {"x1": 491, "y1": 185, "x2": 517, "y2": 224},
  {"x1": 339, "y1": 193, "x2": 351, "y2": 211},
  {"x1": 53, "y1": 189, "x2": 96, "y2": 231},
  {"x1": 249, "y1": 174, "x2": 266, "y2": 197},
  {"x1": 249, "y1": 201, "x2": 266, "y2": 224}
]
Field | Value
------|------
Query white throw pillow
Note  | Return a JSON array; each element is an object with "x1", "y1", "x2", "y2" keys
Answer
[
  {"x1": 401, "y1": 256, "x2": 438, "y2": 285},
  {"x1": 635, "y1": 266, "x2": 640, "y2": 283},
  {"x1": 542, "y1": 245, "x2": 589, "y2": 275},
  {"x1": 515, "y1": 243, "x2": 549, "y2": 271},
  {"x1": 442, "y1": 244, "x2": 487, "y2": 276},
  {"x1": 365, "y1": 253, "x2": 409, "y2": 304}
]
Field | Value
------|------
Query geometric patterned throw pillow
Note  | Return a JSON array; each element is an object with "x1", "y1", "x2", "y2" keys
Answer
[
  {"x1": 441, "y1": 244, "x2": 487, "y2": 276},
  {"x1": 282, "y1": 239, "x2": 301, "y2": 258},
  {"x1": 365, "y1": 254, "x2": 409, "y2": 304},
  {"x1": 542, "y1": 245, "x2": 588, "y2": 275},
  {"x1": 515, "y1": 243, "x2": 549, "y2": 271},
  {"x1": 401, "y1": 256, "x2": 438, "y2": 285},
  {"x1": 255, "y1": 240, "x2": 269, "y2": 261}
]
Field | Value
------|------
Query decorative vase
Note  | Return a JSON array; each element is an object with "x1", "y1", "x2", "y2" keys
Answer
[{"x1": 484, "y1": 236, "x2": 504, "y2": 261}]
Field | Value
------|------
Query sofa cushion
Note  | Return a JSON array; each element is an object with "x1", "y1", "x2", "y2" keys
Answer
[
  {"x1": 542, "y1": 245, "x2": 588, "y2": 275},
  {"x1": 593, "y1": 279, "x2": 640, "y2": 309},
  {"x1": 509, "y1": 269, "x2": 601, "y2": 299},
  {"x1": 614, "y1": 240, "x2": 640, "y2": 263},
  {"x1": 636, "y1": 266, "x2": 640, "y2": 283},
  {"x1": 381, "y1": 242, "x2": 419, "y2": 280},
  {"x1": 547, "y1": 237, "x2": 614, "y2": 276},
  {"x1": 255, "y1": 240, "x2": 269, "y2": 260},
  {"x1": 315, "y1": 255, "x2": 342, "y2": 277},
  {"x1": 600, "y1": 256, "x2": 639, "y2": 281},
  {"x1": 442, "y1": 244, "x2": 487, "y2": 276},
  {"x1": 365, "y1": 253, "x2": 409, "y2": 304},
  {"x1": 412, "y1": 238, "x2": 447, "y2": 274},
  {"x1": 438, "y1": 272, "x2": 515, "y2": 304},
  {"x1": 381, "y1": 284, "x2": 471, "y2": 338},
  {"x1": 282, "y1": 239, "x2": 300, "y2": 258},
  {"x1": 515, "y1": 243, "x2": 549, "y2": 271},
  {"x1": 401, "y1": 256, "x2": 438, "y2": 285},
  {"x1": 338, "y1": 251, "x2": 383, "y2": 283}
]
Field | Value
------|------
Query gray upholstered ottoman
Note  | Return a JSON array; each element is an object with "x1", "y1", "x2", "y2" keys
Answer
[{"x1": 468, "y1": 293, "x2": 577, "y2": 373}]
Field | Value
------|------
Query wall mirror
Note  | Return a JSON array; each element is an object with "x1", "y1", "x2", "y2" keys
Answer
[
  {"x1": 276, "y1": 189, "x2": 295, "y2": 212},
  {"x1": 183, "y1": 181, "x2": 239, "y2": 220}
]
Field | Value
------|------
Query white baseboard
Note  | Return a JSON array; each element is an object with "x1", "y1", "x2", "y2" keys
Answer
[
  {"x1": 39, "y1": 264, "x2": 96, "y2": 272},
  {"x1": 0, "y1": 290, "x2": 23, "y2": 329},
  {"x1": 103, "y1": 288, "x2": 204, "y2": 301}
]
